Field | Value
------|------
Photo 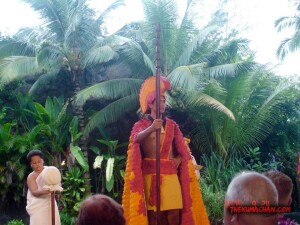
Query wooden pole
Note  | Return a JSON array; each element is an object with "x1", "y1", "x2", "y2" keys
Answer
[
  {"x1": 51, "y1": 191, "x2": 55, "y2": 225},
  {"x1": 155, "y1": 22, "x2": 161, "y2": 225}
]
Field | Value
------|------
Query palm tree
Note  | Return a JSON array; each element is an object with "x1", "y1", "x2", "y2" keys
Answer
[
  {"x1": 193, "y1": 65, "x2": 300, "y2": 160},
  {"x1": 0, "y1": 0, "x2": 126, "y2": 181},
  {"x1": 275, "y1": 0, "x2": 300, "y2": 60},
  {"x1": 74, "y1": 0, "x2": 256, "y2": 137}
]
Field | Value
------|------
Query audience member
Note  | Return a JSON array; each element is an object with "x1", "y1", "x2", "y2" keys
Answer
[
  {"x1": 263, "y1": 170, "x2": 297, "y2": 225},
  {"x1": 77, "y1": 194, "x2": 125, "y2": 225},
  {"x1": 224, "y1": 171, "x2": 278, "y2": 225}
]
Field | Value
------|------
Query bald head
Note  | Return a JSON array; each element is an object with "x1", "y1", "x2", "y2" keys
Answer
[
  {"x1": 226, "y1": 171, "x2": 278, "y2": 205},
  {"x1": 224, "y1": 171, "x2": 278, "y2": 225}
]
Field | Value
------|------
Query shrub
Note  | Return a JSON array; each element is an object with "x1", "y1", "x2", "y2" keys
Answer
[{"x1": 6, "y1": 219, "x2": 25, "y2": 225}]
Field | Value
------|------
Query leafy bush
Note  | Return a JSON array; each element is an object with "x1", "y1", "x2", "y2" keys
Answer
[
  {"x1": 200, "y1": 152, "x2": 247, "y2": 223},
  {"x1": 200, "y1": 178, "x2": 225, "y2": 225},
  {"x1": 5, "y1": 219, "x2": 25, "y2": 225},
  {"x1": 201, "y1": 152, "x2": 246, "y2": 193},
  {"x1": 59, "y1": 167, "x2": 90, "y2": 223},
  {"x1": 200, "y1": 147, "x2": 287, "y2": 223},
  {"x1": 90, "y1": 139, "x2": 126, "y2": 199}
]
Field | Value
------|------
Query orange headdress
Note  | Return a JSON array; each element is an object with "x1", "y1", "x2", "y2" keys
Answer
[{"x1": 139, "y1": 76, "x2": 171, "y2": 114}]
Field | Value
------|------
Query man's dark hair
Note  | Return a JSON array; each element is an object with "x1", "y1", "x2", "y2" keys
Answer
[
  {"x1": 26, "y1": 150, "x2": 44, "y2": 163},
  {"x1": 263, "y1": 170, "x2": 293, "y2": 204},
  {"x1": 77, "y1": 194, "x2": 125, "y2": 225}
]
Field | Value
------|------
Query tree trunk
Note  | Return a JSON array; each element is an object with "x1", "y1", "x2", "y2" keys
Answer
[{"x1": 72, "y1": 68, "x2": 91, "y2": 192}]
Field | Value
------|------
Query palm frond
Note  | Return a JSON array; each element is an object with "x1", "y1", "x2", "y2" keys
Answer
[
  {"x1": 74, "y1": 78, "x2": 143, "y2": 106},
  {"x1": 262, "y1": 77, "x2": 299, "y2": 108},
  {"x1": 28, "y1": 124, "x2": 50, "y2": 142},
  {"x1": 14, "y1": 27, "x2": 51, "y2": 47},
  {"x1": 142, "y1": 0, "x2": 179, "y2": 70},
  {"x1": 83, "y1": 94, "x2": 139, "y2": 136},
  {"x1": 0, "y1": 56, "x2": 39, "y2": 86},
  {"x1": 178, "y1": 0, "x2": 197, "y2": 31},
  {"x1": 95, "y1": 0, "x2": 125, "y2": 27},
  {"x1": 28, "y1": 69, "x2": 60, "y2": 95},
  {"x1": 276, "y1": 38, "x2": 291, "y2": 60},
  {"x1": 275, "y1": 16, "x2": 297, "y2": 32},
  {"x1": 190, "y1": 123, "x2": 214, "y2": 154},
  {"x1": 276, "y1": 32, "x2": 300, "y2": 60},
  {"x1": 37, "y1": 45, "x2": 64, "y2": 69},
  {"x1": 64, "y1": 4, "x2": 98, "y2": 51},
  {"x1": 174, "y1": 0, "x2": 202, "y2": 66},
  {"x1": 275, "y1": 2, "x2": 300, "y2": 60},
  {"x1": 167, "y1": 63, "x2": 207, "y2": 90},
  {"x1": 56, "y1": 99, "x2": 69, "y2": 126},
  {"x1": 182, "y1": 91, "x2": 235, "y2": 121},
  {"x1": 236, "y1": 105, "x2": 281, "y2": 152},
  {"x1": 175, "y1": 25, "x2": 218, "y2": 67},
  {"x1": 23, "y1": 0, "x2": 70, "y2": 41},
  {"x1": 81, "y1": 45, "x2": 119, "y2": 68},
  {"x1": 117, "y1": 40, "x2": 155, "y2": 75},
  {"x1": 15, "y1": 164, "x2": 27, "y2": 180},
  {"x1": 204, "y1": 61, "x2": 255, "y2": 78},
  {"x1": 142, "y1": 0, "x2": 178, "y2": 28},
  {"x1": 203, "y1": 79, "x2": 228, "y2": 101},
  {"x1": 0, "y1": 37, "x2": 36, "y2": 59},
  {"x1": 228, "y1": 71, "x2": 289, "y2": 152}
]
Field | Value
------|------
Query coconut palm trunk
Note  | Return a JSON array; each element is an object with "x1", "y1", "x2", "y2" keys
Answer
[{"x1": 72, "y1": 67, "x2": 90, "y2": 181}]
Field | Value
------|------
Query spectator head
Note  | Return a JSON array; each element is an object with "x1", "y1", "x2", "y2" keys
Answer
[
  {"x1": 77, "y1": 194, "x2": 125, "y2": 225},
  {"x1": 263, "y1": 170, "x2": 293, "y2": 207},
  {"x1": 224, "y1": 171, "x2": 278, "y2": 225}
]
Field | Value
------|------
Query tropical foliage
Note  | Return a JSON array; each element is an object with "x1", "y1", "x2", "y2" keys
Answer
[
  {"x1": 5, "y1": 219, "x2": 26, "y2": 225},
  {"x1": 0, "y1": 0, "x2": 127, "y2": 181},
  {"x1": 74, "y1": 0, "x2": 251, "y2": 137},
  {"x1": 59, "y1": 167, "x2": 90, "y2": 225},
  {"x1": 0, "y1": 0, "x2": 125, "y2": 89},
  {"x1": 190, "y1": 67, "x2": 299, "y2": 157},
  {"x1": 91, "y1": 139, "x2": 127, "y2": 198},
  {"x1": 275, "y1": 0, "x2": 300, "y2": 60},
  {"x1": 0, "y1": 95, "x2": 71, "y2": 211},
  {"x1": 0, "y1": 0, "x2": 300, "y2": 224}
]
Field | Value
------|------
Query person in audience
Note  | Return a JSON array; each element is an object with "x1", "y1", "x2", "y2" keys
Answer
[
  {"x1": 263, "y1": 170, "x2": 297, "y2": 225},
  {"x1": 223, "y1": 171, "x2": 278, "y2": 225},
  {"x1": 77, "y1": 194, "x2": 125, "y2": 225}
]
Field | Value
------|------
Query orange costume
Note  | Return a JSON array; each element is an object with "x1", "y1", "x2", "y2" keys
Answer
[{"x1": 122, "y1": 76, "x2": 209, "y2": 225}]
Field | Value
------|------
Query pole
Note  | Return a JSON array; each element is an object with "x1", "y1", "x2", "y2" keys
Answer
[
  {"x1": 155, "y1": 22, "x2": 161, "y2": 225},
  {"x1": 51, "y1": 191, "x2": 55, "y2": 225}
]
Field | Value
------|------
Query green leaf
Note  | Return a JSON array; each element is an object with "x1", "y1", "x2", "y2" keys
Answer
[
  {"x1": 97, "y1": 139, "x2": 118, "y2": 154},
  {"x1": 106, "y1": 175, "x2": 114, "y2": 192},
  {"x1": 70, "y1": 144, "x2": 89, "y2": 172},
  {"x1": 89, "y1": 146, "x2": 100, "y2": 155},
  {"x1": 69, "y1": 116, "x2": 79, "y2": 138},
  {"x1": 120, "y1": 169, "x2": 125, "y2": 178}
]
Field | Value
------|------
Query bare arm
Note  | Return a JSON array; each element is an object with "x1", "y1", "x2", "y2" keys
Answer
[
  {"x1": 135, "y1": 119, "x2": 162, "y2": 143},
  {"x1": 27, "y1": 173, "x2": 50, "y2": 197}
]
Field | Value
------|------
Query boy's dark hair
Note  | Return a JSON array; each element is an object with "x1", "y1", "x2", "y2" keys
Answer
[{"x1": 26, "y1": 150, "x2": 44, "y2": 163}]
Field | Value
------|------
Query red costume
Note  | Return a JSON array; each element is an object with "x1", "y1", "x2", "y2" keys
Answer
[{"x1": 122, "y1": 76, "x2": 209, "y2": 225}]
